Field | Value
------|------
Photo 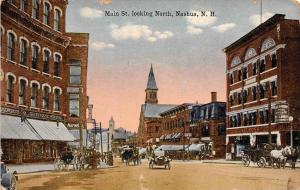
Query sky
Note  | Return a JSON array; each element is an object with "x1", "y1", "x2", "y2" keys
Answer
[{"x1": 66, "y1": 0, "x2": 300, "y2": 131}]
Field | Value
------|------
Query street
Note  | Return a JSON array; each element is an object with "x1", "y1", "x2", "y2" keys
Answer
[{"x1": 18, "y1": 159, "x2": 300, "y2": 190}]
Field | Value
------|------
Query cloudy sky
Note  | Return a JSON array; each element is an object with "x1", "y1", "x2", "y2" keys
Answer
[{"x1": 66, "y1": 0, "x2": 300, "y2": 131}]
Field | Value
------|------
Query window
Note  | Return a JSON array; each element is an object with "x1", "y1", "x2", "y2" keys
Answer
[
  {"x1": 271, "y1": 54, "x2": 277, "y2": 68},
  {"x1": 43, "y1": 50, "x2": 50, "y2": 73},
  {"x1": 237, "y1": 92, "x2": 242, "y2": 105},
  {"x1": 201, "y1": 126, "x2": 209, "y2": 137},
  {"x1": 7, "y1": 76, "x2": 14, "y2": 103},
  {"x1": 20, "y1": 0, "x2": 28, "y2": 11},
  {"x1": 31, "y1": 83, "x2": 38, "y2": 107},
  {"x1": 243, "y1": 114, "x2": 249, "y2": 126},
  {"x1": 20, "y1": 39, "x2": 27, "y2": 65},
  {"x1": 229, "y1": 95, "x2": 234, "y2": 106},
  {"x1": 19, "y1": 79, "x2": 26, "y2": 105},
  {"x1": 237, "y1": 70, "x2": 242, "y2": 81},
  {"x1": 69, "y1": 93, "x2": 79, "y2": 117},
  {"x1": 259, "y1": 59, "x2": 265, "y2": 73},
  {"x1": 258, "y1": 84, "x2": 265, "y2": 99},
  {"x1": 259, "y1": 110, "x2": 269, "y2": 124},
  {"x1": 43, "y1": 3, "x2": 50, "y2": 25},
  {"x1": 252, "y1": 86, "x2": 257, "y2": 101},
  {"x1": 32, "y1": 0, "x2": 39, "y2": 19},
  {"x1": 54, "y1": 9, "x2": 61, "y2": 31},
  {"x1": 42, "y1": 86, "x2": 50, "y2": 109},
  {"x1": 242, "y1": 90, "x2": 248, "y2": 103},
  {"x1": 237, "y1": 113, "x2": 242, "y2": 127},
  {"x1": 70, "y1": 62, "x2": 81, "y2": 84},
  {"x1": 270, "y1": 81, "x2": 277, "y2": 96},
  {"x1": 7, "y1": 0, "x2": 14, "y2": 4},
  {"x1": 54, "y1": 89, "x2": 60, "y2": 111},
  {"x1": 229, "y1": 73, "x2": 234, "y2": 84},
  {"x1": 32, "y1": 45, "x2": 39, "y2": 69},
  {"x1": 7, "y1": 33, "x2": 15, "y2": 61},
  {"x1": 252, "y1": 62, "x2": 257, "y2": 76},
  {"x1": 242, "y1": 67, "x2": 248, "y2": 80},
  {"x1": 250, "y1": 112, "x2": 257, "y2": 125},
  {"x1": 54, "y1": 54, "x2": 61, "y2": 77},
  {"x1": 217, "y1": 124, "x2": 226, "y2": 136}
]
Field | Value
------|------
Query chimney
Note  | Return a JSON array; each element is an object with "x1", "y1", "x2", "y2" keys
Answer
[{"x1": 211, "y1": 92, "x2": 217, "y2": 102}]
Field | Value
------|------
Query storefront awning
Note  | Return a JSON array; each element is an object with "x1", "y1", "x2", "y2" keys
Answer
[
  {"x1": 159, "y1": 134, "x2": 165, "y2": 140},
  {"x1": 188, "y1": 143, "x2": 205, "y2": 152},
  {"x1": 0, "y1": 115, "x2": 41, "y2": 140},
  {"x1": 27, "y1": 119, "x2": 75, "y2": 142},
  {"x1": 174, "y1": 133, "x2": 182, "y2": 139}
]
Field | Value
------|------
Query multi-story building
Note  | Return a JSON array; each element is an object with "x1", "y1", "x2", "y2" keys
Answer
[
  {"x1": 0, "y1": 0, "x2": 89, "y2": 163},
  {"x1": 224, "y1": 14, "x2": 300, "y2": 159},
  {"x1": 137, "y1": 65, "x2": 176, "y2": 146},
  {"x1": 159, "y1": 103, "x2": 192, "y2": 145},
  {"x1": 190, "y1": 92, "x2": 226, "y2": 158}
]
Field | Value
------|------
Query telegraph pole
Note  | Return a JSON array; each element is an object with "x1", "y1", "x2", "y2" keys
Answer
[
  {"x1": 268, "y1": 86, "x2": 272, "y2": 144},
  {"x1": 100, "y1": 122, "x2": 103, "y2": 161}
]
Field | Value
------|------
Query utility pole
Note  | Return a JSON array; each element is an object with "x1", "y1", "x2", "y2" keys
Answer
[
  {"x1": 107, "y1": 132, "x2": 110, "y2": 152},
  {"x1": 182, "y1": 120, "x2": 186, "y2": 161},
  {"x1": 100, "y1": 122, "x2": 103, "y2": 157},
  {"x1": 268, "y1": 85, "x2": 272, "y2": 145},
  {"x1": 260, "y1": 0, "x2": 263, "y2": 24}
]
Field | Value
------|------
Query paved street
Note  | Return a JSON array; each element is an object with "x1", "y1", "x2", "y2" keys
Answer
[{"x1": 17, "y1": 159, "x2": 300, "y2": 190}]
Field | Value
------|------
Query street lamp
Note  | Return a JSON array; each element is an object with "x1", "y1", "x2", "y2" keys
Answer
[{"x1": 289, "y1": 116, "x2": 293, "y2": 147}]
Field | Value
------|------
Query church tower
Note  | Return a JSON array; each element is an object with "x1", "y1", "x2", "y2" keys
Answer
[
  {"x1": 145, "y1": 65, "x2": 158, "y2": 104},
  {"x1": 109, "y1": 116, "x2": 115, "y2": 136}
]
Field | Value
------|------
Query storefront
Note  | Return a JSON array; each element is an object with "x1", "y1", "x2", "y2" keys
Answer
[{"x1": 0, "y1": 115, "x2": 75, "y2": 164}]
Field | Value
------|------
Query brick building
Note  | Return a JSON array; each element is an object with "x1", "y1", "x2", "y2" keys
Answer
[
  {"x1": 190, "y1": 92, "x2": 226, "y2": 158},
  {"x1": 224, "y1": 14, "x2": 300, "y2": 159},
  {"x1": 0, "y1": 0, "x2": 89, "y2": 163},
  {"x1": 159, "y1": 103, "x2": 192, "y2": 145}
]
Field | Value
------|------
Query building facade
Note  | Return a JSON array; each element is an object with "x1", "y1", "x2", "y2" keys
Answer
[
  {"x1": 159, "y1": 103, "x2": 192, "y2": 145},
  {"x1": 224, "y1": 14, "x2": 300, "y2": 159},
  {"x1": 0, "y1": 0, "x2": 89, "y2": 163},
  {"x1": 190, "y1": 92, "x2": 226, "y2": 158}
]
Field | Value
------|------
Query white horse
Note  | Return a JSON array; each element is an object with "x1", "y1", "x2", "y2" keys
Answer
[{"x1": 270, "y1": 148, "x2": 287, "y2": 168}]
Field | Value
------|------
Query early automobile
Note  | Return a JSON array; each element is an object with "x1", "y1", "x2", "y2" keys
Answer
[
  {"x1": 149, "y1": 150, "x2": 171, "y2": 169},
  {"x1": 1, "y1": 162, "x2": 17, "y2": 190}
]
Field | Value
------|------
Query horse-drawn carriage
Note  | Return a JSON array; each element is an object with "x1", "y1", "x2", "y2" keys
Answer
[
  {"x1": 121, "y1": 147, "x2": 141, "y2": 166},
  {"x1": 54, "y1": 150, "x2": 85, "y2": 170},
  {"x1": 241, "y1": 144, "x2": 299, "y2": 169}
]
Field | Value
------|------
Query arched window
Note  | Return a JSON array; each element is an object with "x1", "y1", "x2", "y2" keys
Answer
[
  {"x1": 43, "y1": 2, "x2": 51, "y2": 25},
  {"x1": 43, "y1": 86, "x2": 50, "y2": 109},
  {"x1": 31, "y1": 83, "x2": 39, "y2": 107},
  {"x1": 244, "y1": 48, "x2": 257, "y2": 60},
  {"x1": 19, "y1": 79, "x2": 27, "y2": 105},
  {"x1": 261, "y1": 38, "x2": 276, "y2": 52},
  {"x1": 231, "y1": 56, "x2": 241, "y2": 67},
  {"x1": 32, "y1": 0, "x2": 40, "y2": 19},
  {"x1": 20, "y1": 39, "x2": 27, "y2": 65},
  {"x1": 7, "y1": 75, "x2": 15, "y2": 103},
  {"x1": 7, "y1": 33, "x2": 15, "y2": 61},
  {"x1": 32, "y1": 45, "x2": 39, "y2": 69},
  {"x1": 43, "y1": 50, "x2": 50, "y2": 73},
  {"x1": 20, "y1": 0, "x2": 28, "y2": 12},
  {"x1": 54, "y1": 89, "x2": 60, "y2": 111},
  {"x1": 54, "y1": 54, "x2": 61, "y2": 77},
  {"x1": 54, "y1": 8, "x2": 61, "y2": 31}
]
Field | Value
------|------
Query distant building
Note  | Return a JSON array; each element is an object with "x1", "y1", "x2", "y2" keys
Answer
[
  {"x1": 0, "y1": 0, "x2": 89, "y2": 163},
  {"x1": 224, "y1": 14, "x2": 300, "y2": 159},
  {"x1": 137, "y1": 65, "x2": 177, "y2": 146}
]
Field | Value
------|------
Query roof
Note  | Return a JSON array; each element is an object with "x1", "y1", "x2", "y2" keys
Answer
[
  {"x1": 142, "y1": 104, "x2": 177, "y2": 118},
  {"x1": 27, "y1": 118, "x2": 75, "y2": 142},
  {"x1": 160, "y1": 103, "x2": 195, "y2": 116},
  {"x1": 0, "y1": 115, "x2": 41, "y2": 140},
  {"x1": 223, "y1": 14, "x2": 285, "y2": 52},
  {"x1": 146, "y1": 65, "x2": 158, "y2": 90}
]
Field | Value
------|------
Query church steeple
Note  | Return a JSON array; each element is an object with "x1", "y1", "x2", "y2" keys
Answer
[{"x1": 145, "y1": 64, "x2": 158, "y2": 104}]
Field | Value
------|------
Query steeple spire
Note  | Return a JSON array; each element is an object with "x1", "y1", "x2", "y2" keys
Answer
[
  {"x1": 145, "y1": 64, "x2": 158, "y2": 104},
  {"x1": 146, "y1": 64, "x2": 158, "y2": 90}
]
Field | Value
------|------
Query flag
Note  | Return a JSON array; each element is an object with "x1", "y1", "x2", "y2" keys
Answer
[{"x1": 99, "y1": 0, "x2": 112, "y2": 5}]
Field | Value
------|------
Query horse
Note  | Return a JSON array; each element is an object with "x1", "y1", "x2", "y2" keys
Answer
[
  {"x1": 122, "y1": 149, "x2": 133, "y2": 166},
  {"x1": 282, "y1": 146, "x2": 300, "y2": 169},
  {"x1": 270, "y1": 148, "x2": 287, "y2": 168}
]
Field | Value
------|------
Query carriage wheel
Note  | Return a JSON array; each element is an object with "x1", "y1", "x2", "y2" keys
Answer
[
  {"x1": 257, "y1": 157, "x2": 266, "y2": 168},
  {"x1": 242, "y1": 155, "x2": 250, "y2": 167}
]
